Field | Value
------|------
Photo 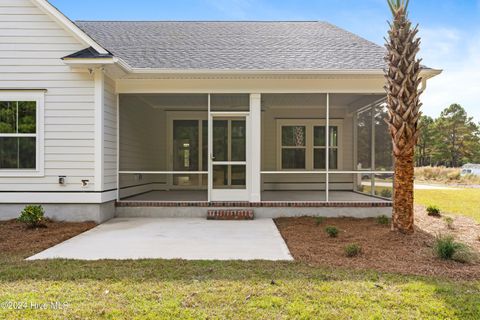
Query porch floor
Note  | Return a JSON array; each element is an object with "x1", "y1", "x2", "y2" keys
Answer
[{"x1": 122, "y1": 190, "x2": 388, "y2": 202}]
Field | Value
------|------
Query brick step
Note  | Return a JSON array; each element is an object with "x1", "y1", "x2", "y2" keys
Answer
[{"x1": 207, "y1": 209, "x2": 254, "y2": 220}]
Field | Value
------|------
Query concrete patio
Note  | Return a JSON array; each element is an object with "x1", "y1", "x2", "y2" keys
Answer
[{"x1": 28, "y1": 218, "x2": 293, "y2": 261}]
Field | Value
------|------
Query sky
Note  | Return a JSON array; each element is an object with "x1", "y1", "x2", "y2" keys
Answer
[{"x1": 50, "y1": 0, "x2": 480, "y2": 122}]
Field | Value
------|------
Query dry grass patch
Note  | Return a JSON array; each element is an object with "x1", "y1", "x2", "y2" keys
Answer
[{"x1": 415, "y1": 166, "x2": 480, "y2": 186}]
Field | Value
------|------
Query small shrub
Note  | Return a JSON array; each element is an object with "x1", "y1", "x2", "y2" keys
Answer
[
  {"x1": 452, "y1": 246, "x2": 477, "y2": 264},
  {"x1": 325, "y1": 226, "x2": 339, "y2": 238},
  {"x1": 433, "y1": 234, "x2": 475, "y2": 263},
  {"x1": 434, "y1": 235, "x2": 458, "y2": 260},
  {"x1": 443, "y1": 216, "x2": 454, "y2": 229},
  {"x1": 426, "y1": 205, "x2": 441, "y2": 217},
  {"x1": 315, "y1": 217, "x2": 325, "y2": 226},
  {"x1": 345, "y1": 244, "x2": 361, "y2": 257},
  {"x1": 379, "y1": 188, "x2": 392, "y2": 198},
  {"x1": 18, "y1": 205, "x2": 45, "y2": 228},
  {"x1": 376, "y1": 215, "x2": 390, "y2": 225}
]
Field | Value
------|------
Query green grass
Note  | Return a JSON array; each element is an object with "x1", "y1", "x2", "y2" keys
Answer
[
  {"x1": 415, "y1": 188, "x2": 480, "y2": 223},
  {"x1": 1, "y1": 258, "x2": 479, "y2": 319}
]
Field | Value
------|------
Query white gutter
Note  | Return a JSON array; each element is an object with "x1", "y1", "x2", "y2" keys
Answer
[
  {"x1": 128, "y1": 68, "x2": 387, "y2": 75},
  {"x1": 63, "y1": 58, "x2": 116, "y2": 65}
]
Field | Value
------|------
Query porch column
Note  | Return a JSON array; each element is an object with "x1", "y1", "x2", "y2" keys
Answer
[{"x1": 250, "y1": 93, "x2": 262, "y2": 202}]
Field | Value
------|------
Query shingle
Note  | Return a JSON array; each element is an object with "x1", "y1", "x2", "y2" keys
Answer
[{"x1": 75, "y1": 21, "x2": 386, "y2": 70}]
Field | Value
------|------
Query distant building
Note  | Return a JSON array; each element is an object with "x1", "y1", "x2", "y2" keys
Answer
[{"x1": 461, "y1": 164, "x2": 480, "y2": 176}]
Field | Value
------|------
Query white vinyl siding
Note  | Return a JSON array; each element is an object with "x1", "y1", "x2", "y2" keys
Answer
[{"x1": 0, "y1": 0, "x2": 96, "y2": 191}]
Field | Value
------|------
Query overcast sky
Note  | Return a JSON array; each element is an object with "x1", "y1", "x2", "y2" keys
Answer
[{"x1": 50, "y1": 0, "x2": 480, "y2": 122}]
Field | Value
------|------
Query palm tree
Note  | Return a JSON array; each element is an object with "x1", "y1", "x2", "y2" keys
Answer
[{"x1": 385, "y1": 0, "x2": 422, "y2": 234}]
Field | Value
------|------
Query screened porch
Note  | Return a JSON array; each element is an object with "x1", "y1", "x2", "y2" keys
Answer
[{"x1": 117, "y1": 93, "x2": 393, "y2": 203}]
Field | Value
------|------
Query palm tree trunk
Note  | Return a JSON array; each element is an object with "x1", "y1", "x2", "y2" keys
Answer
[
  {"x1": 392, "y1": 152, "x2": 415, "y2": 233},
  {"x1": 385, "y1": 0, "x2": 423, "y2": 234}
]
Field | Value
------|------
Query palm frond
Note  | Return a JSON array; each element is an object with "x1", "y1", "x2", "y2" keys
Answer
[{"x1": 387, "y1": 0, "x2": 410, "y2": 14}]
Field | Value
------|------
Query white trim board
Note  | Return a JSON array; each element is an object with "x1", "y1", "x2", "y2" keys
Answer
[{"x1": 0, "y1": 191, "x2": 117, "y2": 204}]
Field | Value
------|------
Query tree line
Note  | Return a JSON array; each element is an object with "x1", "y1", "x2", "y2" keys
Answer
[{"x1": 416, "y1": 104, "x2": 480, "y2": 167}]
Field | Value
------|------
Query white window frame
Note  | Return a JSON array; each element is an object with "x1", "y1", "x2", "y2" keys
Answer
[
  {"x1": 276, "y1": 119, "x2": 343, "y2": 171},
  {"x1": 0, "y1": 91, "x2": 45, "y2": 177}
]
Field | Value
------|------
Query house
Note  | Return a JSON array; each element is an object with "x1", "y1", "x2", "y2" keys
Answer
[
  {"x1": 0, "y1": 0, "x2": 441, "y2": 222},
  {"x1": 461, "y1": 164, "x2": 480, "y2": 176}
]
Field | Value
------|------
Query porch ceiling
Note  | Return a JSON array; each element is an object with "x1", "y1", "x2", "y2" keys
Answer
[{"x1": 120, "y1": 93, "x2": 386, "y2": 111}]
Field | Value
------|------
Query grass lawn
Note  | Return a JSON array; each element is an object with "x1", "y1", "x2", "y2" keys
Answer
[
  {"x1": 415, "y1": 188, "x2": 480, "y2": 223},
  {"x1": 0, "y1": 258, "x2": 479, "y2": 319}
]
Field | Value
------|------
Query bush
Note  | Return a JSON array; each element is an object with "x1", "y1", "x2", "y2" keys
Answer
[
  {"x1": 325, "y1": 226, "x2": 339, "y2": 238},
  {"x1": 315, "y1": 217, "x2": 325, "y2": 226},
  {"x1": 452, "y1": 246, "x2": 477, "y2": 264},
  {"x1": 433, "y1": 235, "x2": 475, "y2": 263},
  {"x1": 376, "y1": 215, "x2": 390, "y2": 225},
  {"x1": 18, "y1": 205, "x2": 45, "y2": 228},
  {"x1": 345, "y1": 244, "x2": 361, "y2": 257},
  {"x1": 443, "y1": 216, "x2": 454, "y2": 229},
  {"x1": 379, "y1": 188, "x2": 392, "y2": 198},
  {"x1": 426, "y1": 205, "x2": 441, "y2": 217}
]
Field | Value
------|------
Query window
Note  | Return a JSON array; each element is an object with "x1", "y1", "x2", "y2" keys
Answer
[
  {"x1": 0, "y1": 92, "x2": 44, "y2": 176},
  {"x1": 277, "y1": 120, "x2": 342, "y2": 171},
  {"x1": 313, "y1": 126, "x2": 338, "y2": 170},
  {"x1": 281, "y1": 126, "x2": 306, "y2": 169}
]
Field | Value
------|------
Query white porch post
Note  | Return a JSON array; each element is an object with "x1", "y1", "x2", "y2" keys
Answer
[
  {"x1": 207, "y1": 94, "x2": 212, "y2": 202},
  {"x1": 325, "y1": 93, "x2": 330, "y2": 202},
  {"x1": 250, "y1": 93, "x2": 262, "y2": 202},
  {"x1": 94, "y1": 68, "x2": 105, "y2": 192}
]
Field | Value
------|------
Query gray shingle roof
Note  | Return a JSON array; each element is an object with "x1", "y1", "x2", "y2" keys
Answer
[{"x1": 75, "y1": 21, "x2": 386, "y2": 71}]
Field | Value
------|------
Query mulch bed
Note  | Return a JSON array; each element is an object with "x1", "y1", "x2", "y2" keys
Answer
[
  {"x1": 275, "y1": 206, "x2": 480, "y2": 280},
  {"x1": 0, "y1": 219, "x2": 96, "y2": 258}
]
